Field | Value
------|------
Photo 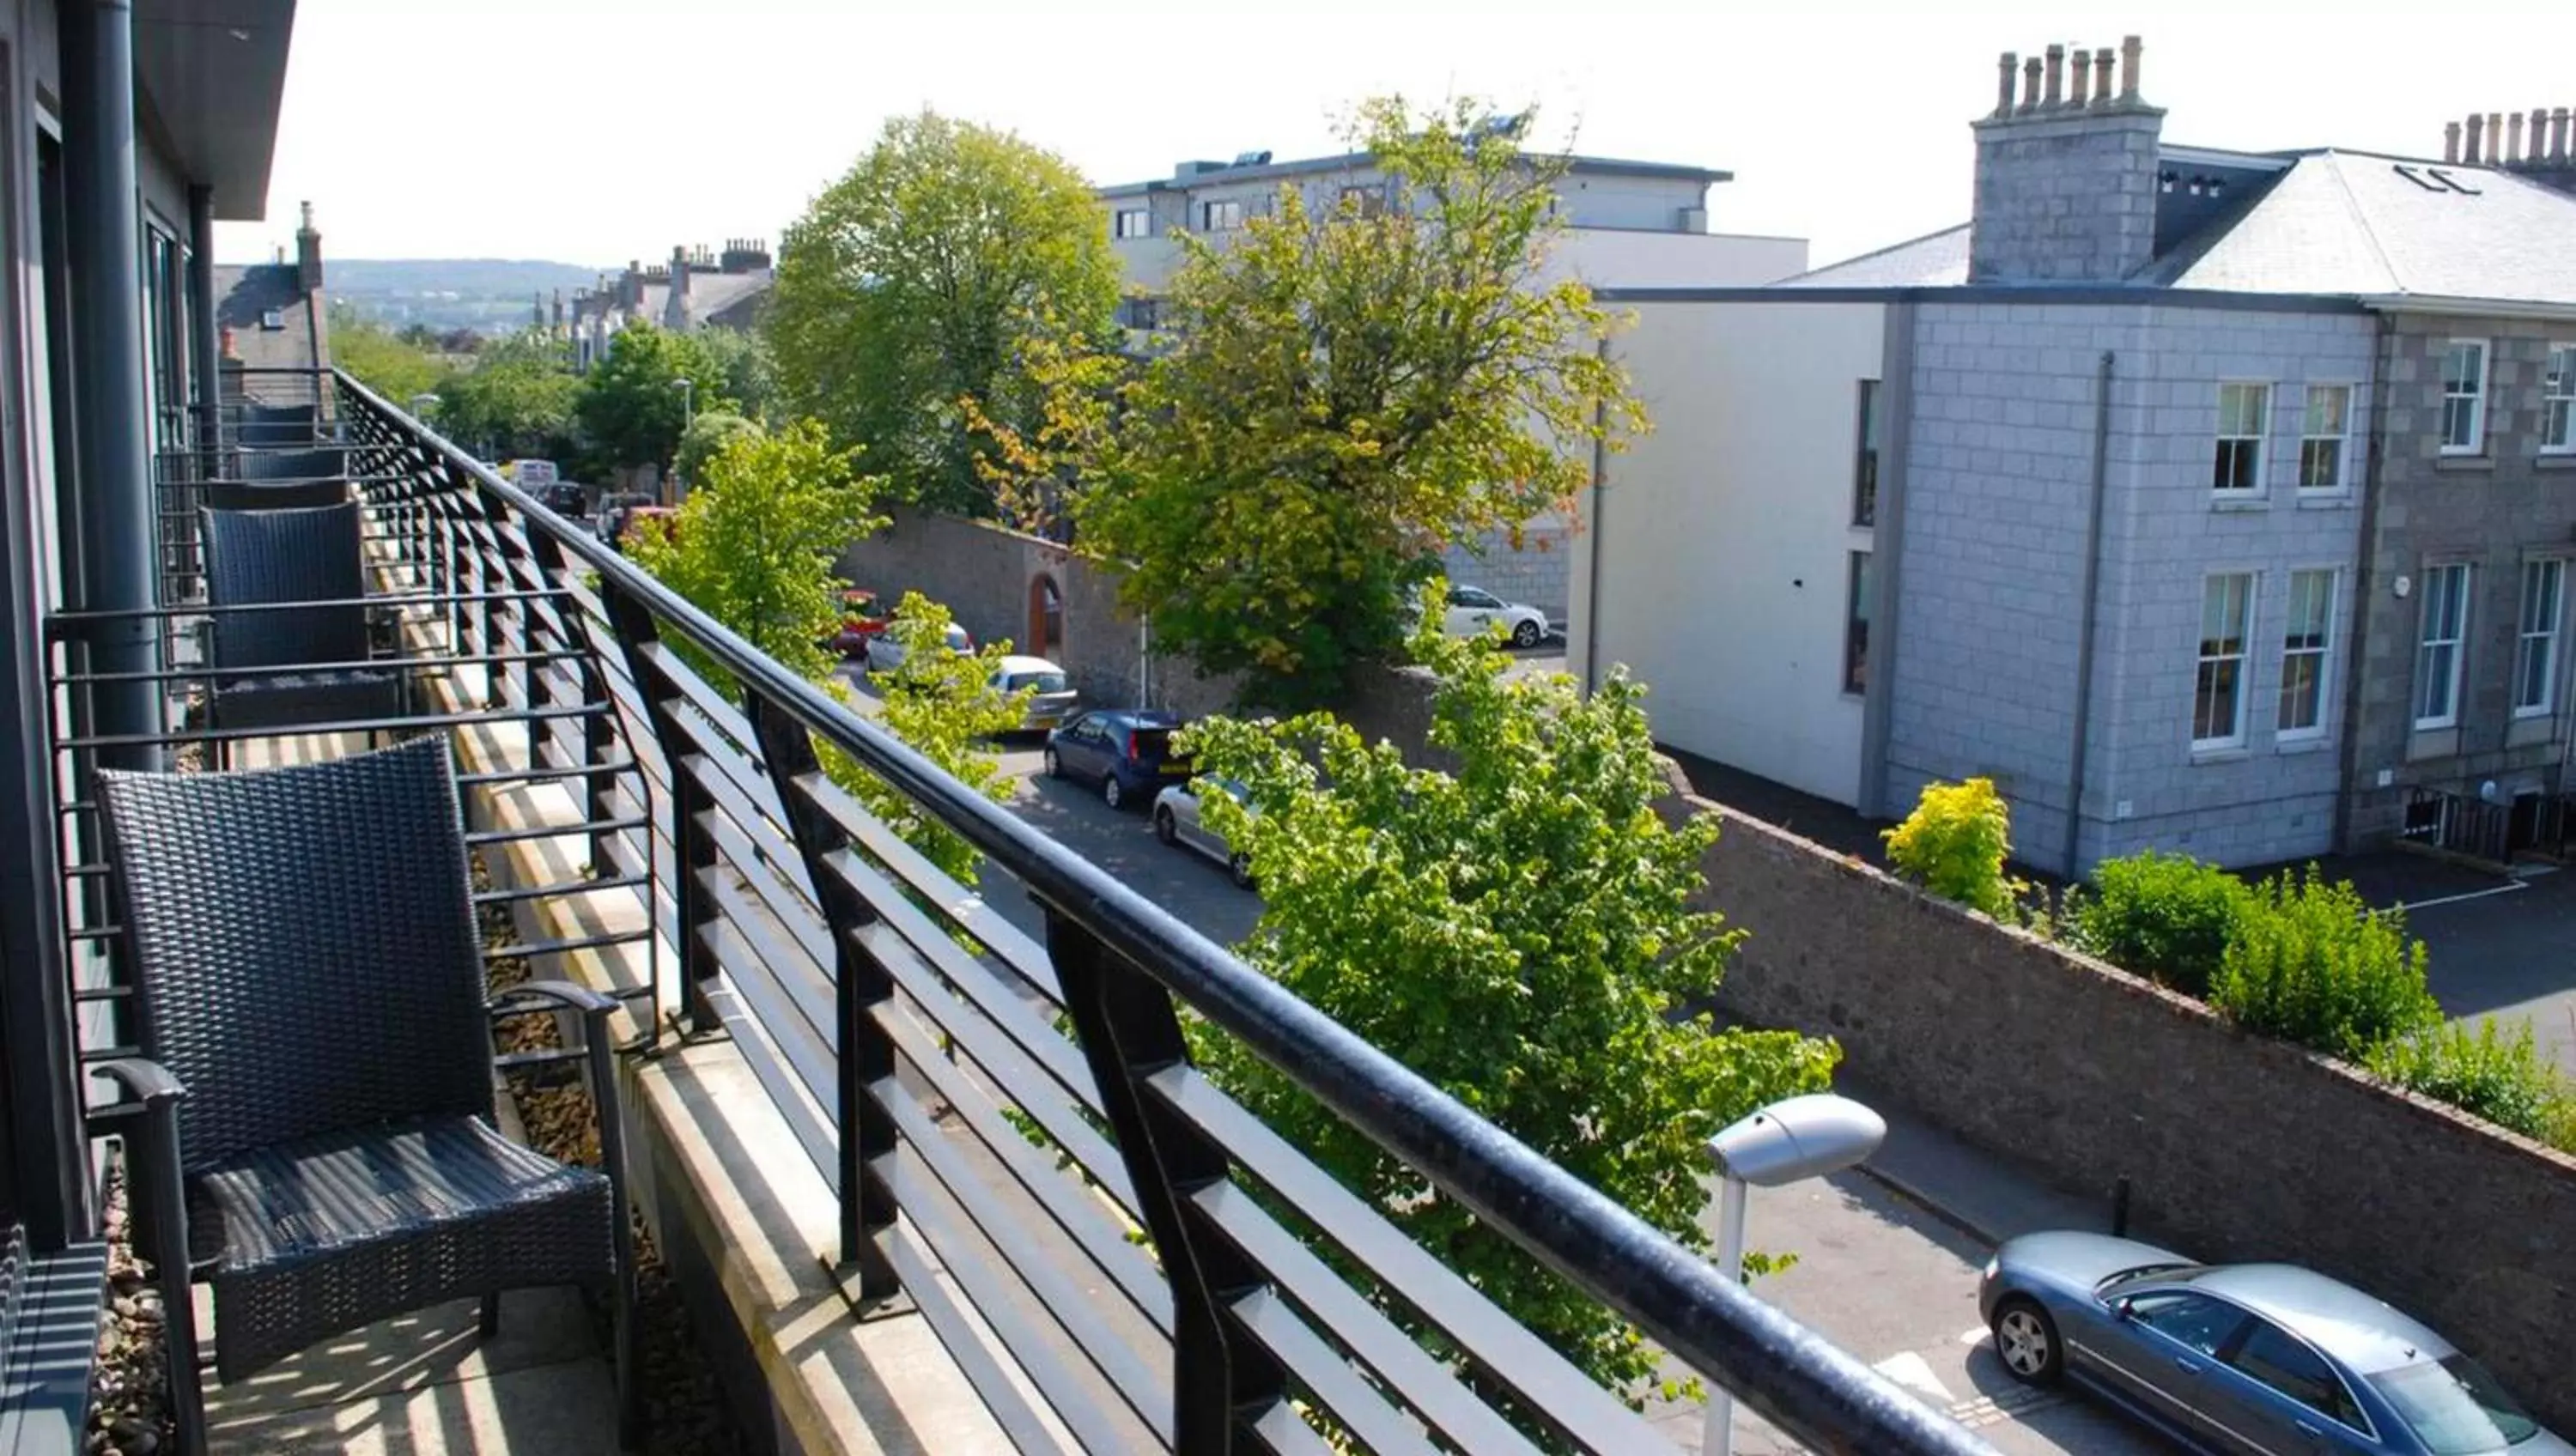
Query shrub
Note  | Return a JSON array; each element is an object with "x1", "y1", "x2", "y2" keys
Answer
[
  {"x1": 2074, "y1": 850, "x2": 2253, "y2": 998},
  {"x1": 1883, "y1": 778, "x2": 2016, "y2": 919},
  {"x1": 2208, "y1": 868, "x2": 2439, "y2": 1060},
  {"x1": 2370, "y1": 1019, "x2": 2576, "y2": 1150}
]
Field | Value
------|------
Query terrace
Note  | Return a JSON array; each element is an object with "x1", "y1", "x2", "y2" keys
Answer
[{"x1": 0, "y1": 4, "x2": 1996, "y2": 1450}]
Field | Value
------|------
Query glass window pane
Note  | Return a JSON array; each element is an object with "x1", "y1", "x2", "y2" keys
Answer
[{"x1": 2129, "y1": 1293, "x2": 2242, "y2": 1356}]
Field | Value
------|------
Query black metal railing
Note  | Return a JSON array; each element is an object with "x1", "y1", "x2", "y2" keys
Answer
[
  {"x1": 199, "y1": 370, "x2": 1985, "y2": 1454},
  {"x1": 2402, "y1": 786, "x2": 2513, "y2": 864}
]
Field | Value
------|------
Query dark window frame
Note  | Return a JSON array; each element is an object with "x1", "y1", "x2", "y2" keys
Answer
[
  {"x1": 1853, "y1": 380, "x2": 1880, "y2": 526},
  {"x1": 1843, "y1": 551, "x2": 1871, "y2": 696}
]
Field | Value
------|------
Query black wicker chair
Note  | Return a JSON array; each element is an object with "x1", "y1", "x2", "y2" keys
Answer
[
  {"x1": 236, "y1": 403, "x2": 319, "y2": 449},
  {"x1": 92, "y1": 737, "x2": 640, "y2": 1456},
  {"x1": 237, "y1": 446, "x2": 350, "y2": 482},
  {"x1": 198, "y1": 478, "x2": 350, "y2": 513},
  {"x1": 199, "y1": 500, "x2": 406, "y2": 751}
]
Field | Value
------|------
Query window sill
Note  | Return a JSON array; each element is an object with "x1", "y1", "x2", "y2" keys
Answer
[
  {"x1": 2274, "y1": 736, "x2": 2331, "y2": 755},
  {"x1": 2407, "y1": 725, "x2": 2463, "y2": 762},
  {"x1": 2537, "y1": 453, "x2": 2576, "y2": 471},
  {"x1": 2190, "y1": 744, "x2": 2251, "y2": 765},
  {"x1": 2293, "y1": 489, "x2": 2354, "y2": 509},
  {"x1": 2434, "y1": 455, "x2": 2495, "y2": 473},
  {"x1": 2208, "y1": 494, "x2": 2270, "y2": 513}
]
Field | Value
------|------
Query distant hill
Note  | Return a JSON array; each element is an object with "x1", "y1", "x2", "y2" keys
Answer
[{"x1": 318, "y1": 258, "x2": 608, "y2": 336}]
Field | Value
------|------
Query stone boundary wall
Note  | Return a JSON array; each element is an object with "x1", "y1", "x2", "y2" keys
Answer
[{"x1": 1684, "y1": 787, "x2": 2576, "y2": 1428}]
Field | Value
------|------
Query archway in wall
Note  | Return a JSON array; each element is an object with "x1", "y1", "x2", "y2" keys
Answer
[{"x1": 1027, "y1": 573, "x2": 1064, "y2": 659}]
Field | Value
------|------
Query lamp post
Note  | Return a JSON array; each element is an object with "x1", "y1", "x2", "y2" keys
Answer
[
  {"x1": 1700, "y1": 1093, "x2": 1888, "y2": 1456},
  {"x1": 671, "y1": 375, "x2": 694, "y2": 430}
]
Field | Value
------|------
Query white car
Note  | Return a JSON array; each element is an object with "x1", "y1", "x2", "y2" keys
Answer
[
  {"x1": 1152, "y1": 778, "x2": 1256, "y2": 889},
  {"x1": 990, "y1": 655, "x2": 1080, "y2": 733},
  {"x1": 1441, "y1": 585, "x2": 1549, "y2": 648},
  {"x1": 861, "y1": 621, "x2": 974, "y2": 675}
]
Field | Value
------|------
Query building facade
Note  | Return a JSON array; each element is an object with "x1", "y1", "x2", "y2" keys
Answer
[
  {"x1": 562, "y1": 238, "x2": 775, "y2": 369},
  {"x1": 1570, "y1": 37, "x2": 2576, "y2": 875}
]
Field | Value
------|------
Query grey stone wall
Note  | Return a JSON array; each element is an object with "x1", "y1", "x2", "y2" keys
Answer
[
  {"x1": 835, "y1": 507, "x2": 1241, "y2": 716},
  {"x1": 1442, "y1": 523, "x2": 1571, "y2": 620},
  {"x1": 1688, "y1": 792, "x2": 2576, "y2": 1430},
  {"x1": 2344, "y1": 317, "x2": 2576, "y2": 847},
  {"x1": 1888, "y1": 300, "x2": 2377, "y2": 874},
  {"x1": 1967, "y1": 106, "x2": 2163, "y2": 283}
]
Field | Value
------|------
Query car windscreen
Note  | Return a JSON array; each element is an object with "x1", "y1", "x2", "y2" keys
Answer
[
  {"x1": 2093, "y1": 1263, "x2": 2207, "y2": 1295},
  {"x1": 2367, "y1": 1356, "x2": 2541, "y2": 1453},
  {"x1": 1004, "y1": 672, "x2": 1069, "y2": 694}
]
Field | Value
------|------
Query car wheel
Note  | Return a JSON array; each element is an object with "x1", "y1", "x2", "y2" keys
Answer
[
  {"x1": 1154, "y1": 807, "x2": 1179, "y2": 846},
  {"x1": 1511, "y1": 617, "x2": 1543, "y2": 649},
  {"x1": 1102, "y1": 775, "x2": 1125, "y2": 810},
  {"x1": 1042, "y1": 747, "x2": 1063, "y2": 780},
  {"x1": 1229, "y1": 853, "x2": 1255, "y2": 890},
  {"x1": 1990, "y1": 1298, "x2": 2063, "y2": 1387}
]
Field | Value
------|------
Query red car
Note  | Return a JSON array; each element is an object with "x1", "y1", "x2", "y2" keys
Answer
[{"x1": 830, "y1": 589, "x2": 889, "y2": 658}]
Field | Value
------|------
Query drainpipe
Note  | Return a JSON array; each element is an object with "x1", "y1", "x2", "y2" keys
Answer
[
  {"x1": 187, "y1": 182, "x2": 220, "y2": 468},
  {"x1": 1581, "y1": 337, "x2": 1611, "y2": 695},
  {"x1": 62, "y1": 0, "x2": 163, "y2": 770},
  {"x1": 2332, "y1": 312, "x2": 2398, "y2": 854},
  {"x1": 2060, "y1": 351, "x2": 2117, "y2": 881}
]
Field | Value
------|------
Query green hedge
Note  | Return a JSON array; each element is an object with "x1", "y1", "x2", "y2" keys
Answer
[
  {"x1": 2370, "y1": 1020, "x2": 2576, "y2": 1149},
  {"x1": 2072, "y1": 850, "x2": 2251, "y2": 998},
  {"x1": 2208, "y1": 868, "x2": 2440, "y2": 1061}
]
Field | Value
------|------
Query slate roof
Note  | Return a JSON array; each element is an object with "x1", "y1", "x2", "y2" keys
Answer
[
  {"x1": 1781, "y1": 149, "x2": 2576, "y2": 308},
  {"x1": 211, "y1": 264, "x2": 324, "y2": 372}
]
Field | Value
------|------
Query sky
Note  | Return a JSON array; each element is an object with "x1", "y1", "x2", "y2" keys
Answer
[{"x1": 216, "y1": 0, "x2": 2576, "y2": 274}]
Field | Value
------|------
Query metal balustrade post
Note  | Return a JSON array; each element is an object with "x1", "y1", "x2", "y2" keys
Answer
[
  {"x1": 1046, "y1": 910, "x2": 1289, "y2": 1453},
  {"x1": 522, "y1": 524, "x2": 617, "y2": 877},
  {"x1": 744, "y1": 693, "x2": 899, "y2": 1297},
  {"x1": 598, "y1": 582, "x2": 718, "y2": 1031}
]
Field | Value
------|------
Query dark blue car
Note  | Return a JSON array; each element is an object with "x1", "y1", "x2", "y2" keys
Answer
[
  {"x1": 1980, "y1": 1231, "x2": 2566, "y2": 1455},
  {"x1": 1042, "y1": 709, "x2": 1188, "y2": 810}
]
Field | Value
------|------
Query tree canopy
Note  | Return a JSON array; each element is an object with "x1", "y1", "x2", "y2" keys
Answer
[
  {"x1": 768, "y1": 109, "x2": 1121, "y2": 513},
  {"x1": 574, "y1": 322, "x2": 730, "y2": 473},
  {"x1": 432, "y1": 328, "x2": 581, "y2": 461},
  {"x1": 988, "y1": 97, "x2": 1641, "y2": 709},
  {"x1": 1179, "y1": 603, "x2": 1836, "y2": 1404},
  {"x1": 673, "y1": 410, "x2": 765, "y2": 488},
  {"x1": 331, "y1": 307, "x2": 447, "y2": 404}
]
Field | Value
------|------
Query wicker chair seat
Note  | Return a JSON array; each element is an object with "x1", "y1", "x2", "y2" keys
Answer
[
  {"x1": 188, "y1": 1113, "x2": 614, "y2": 1382},
  {"x1": 207, "y1": 669, "x2": 404, "y2": 732}
]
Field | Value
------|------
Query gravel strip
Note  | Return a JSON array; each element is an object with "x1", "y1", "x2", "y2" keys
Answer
[{"x1": 87, "y1": 1165, "x2": 170, "y2": 1455}]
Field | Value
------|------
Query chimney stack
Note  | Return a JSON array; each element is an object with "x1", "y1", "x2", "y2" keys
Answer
[
  {"x1": 2465, "y1": 113, "x2": 2485, "y2": 164},
  {"x1": 295, "y1": 199, "x2": 323, "y2": 293},
  {"x1": 1969, "y1": 34, "x2": 2165, "y2": 282},
  {"x1": 2508, "y1": 111, "x2": 2525, "y2": 164},
  {"x1": 2556, "y1": 107, "x2": 2573, "y2": 163},
  {"x1": 2445, "y1": 121, "x2": 2462, "y2": 164}
]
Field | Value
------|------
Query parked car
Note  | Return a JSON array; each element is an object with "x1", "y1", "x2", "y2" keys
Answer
[
  {"x1": 593, "y1": 493, "x2": 661, "y2": 550},
  {"x1": 829, "y1": 589, "x2": 888, "y2": 658},
  {"x1": 992, "y1": 656, "x2": 1079, "y2": 734},
  {"x1": 862, "y1": 620, "x2": 975, "y2": 675},
  {"x1": 1441, "y1": 585, "x2": 1549, "y2": 648},
  {"x1": 1980, "y1": 1230, "x2": 2567, "y2": 1455},
  {"x1": 1153, "y1": 776, "x2": 1255, "y2": 887},
  {"x1": 1042, "y1": 708, "x2": 1184, "y2": 808}
]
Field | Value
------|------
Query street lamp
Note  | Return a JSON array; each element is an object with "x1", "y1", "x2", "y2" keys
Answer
[
  {"x1": 671, "y1": 376, "x2": 694, "y2": 429},
  {"x1": 1700, "y1": 1093, "x2": 1888, "y2": 1456}
]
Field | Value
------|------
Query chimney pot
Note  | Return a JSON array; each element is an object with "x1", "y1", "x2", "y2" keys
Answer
[
  {"x1": 2531, "y1": 108, "x2": 2552, "y2": 165},
  {"x1": 2445, "y1": 121, "x2": 2462, "y2": 164},
  {"x1": 2488, "y1": 112, "x2": 2505, "y2": 163},
  {"x1": 2554, "y1": 107, "x2": 2572, "y2": 163},
  {"x1": 2090, "y1": 49, "x2": 2114, "y2": 106},
  {"x1": 1994, "y1": 52, "x2": 2018, "y2": 117},
  {"x1": 2465, "y1": 113, "x2": 2485, "y2": 165},
  {"x1": 2043, "y1": 44, "x2": 2065, "y2": 107},
  {"x1": 2068, "y1": 47, "x2": 2091, "y2": 108},
  {"x1": 2020, "y1": 56, "x2": 2044, "y2": 112},
  {"x1": 2118, "y1": 34, "x2": 2142, "y2": 100},
  {"x1": 2508, "y1": 111, "x2": 2525, "y2": 164}
]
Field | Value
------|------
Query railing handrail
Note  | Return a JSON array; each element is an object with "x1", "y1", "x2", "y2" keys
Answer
[{"x1": 334, "y1": 367, "x2": 1991, "y2": 1454}]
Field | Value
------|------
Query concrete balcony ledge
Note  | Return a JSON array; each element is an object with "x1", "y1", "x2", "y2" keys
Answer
[{"x1": 447, "y1": 705, "x2": 1024, "y2": 1456}]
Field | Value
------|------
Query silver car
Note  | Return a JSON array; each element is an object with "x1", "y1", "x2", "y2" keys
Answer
[
  {"x1": 1152, "y1": 777, "x2": 1255, "y2": 889},
  {"x1": 1980, "y1": 1230, "x2": 2567, "y2": 1455}
]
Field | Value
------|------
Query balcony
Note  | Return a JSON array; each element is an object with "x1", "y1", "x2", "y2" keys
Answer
[{"x1": 19, "y1": 367, "x2": 1997, "y2": 1455}]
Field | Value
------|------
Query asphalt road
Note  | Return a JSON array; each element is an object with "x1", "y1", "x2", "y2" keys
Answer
[{"x1": 835, "y1": 658, "x2": 2178, "y2": 1453}]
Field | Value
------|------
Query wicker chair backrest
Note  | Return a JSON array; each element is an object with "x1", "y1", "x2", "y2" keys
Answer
[
  {"x1": 96, "y1": 737, "x2": 497, "y2": 1170},
  {"x1": 202, "y1": 501, "x2": 371, "y2": 670}
]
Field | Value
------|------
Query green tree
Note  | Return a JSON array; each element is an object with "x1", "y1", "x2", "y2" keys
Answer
[
  {"x1": 695, "y1": 327, "x2": 780, "y2": 423},
  {"x1": 1017, "y1": 97, "x2": 1638, "y2": 709},
  {"x1": 1178, "y1": 601, "x2": 1838, "y2": 1403},
  {"x1": 769, "y1": 109, "x2": 1120, "y2": 513},
  {"x1": 575, "y1": 322, "x2": 729, "y2": 473},
  {"x1": 436, "y1": 328, "x2": 582, "y2": 460},
  {"x1": 331, "y1": 306, "x2": 448, "y2": 403},
  {"x1": 674, "y1": 410, "x2": 765, "y2": 488},
  {"x1": 1881, "y1": 778, "x2": 2020, "y2": 920},
  {"x1": 626, "y1": 419, "x2": 879, "y2": 684},
  {"x1": 838, "y1": 594, "x2": 1031, "y2": 884}
]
